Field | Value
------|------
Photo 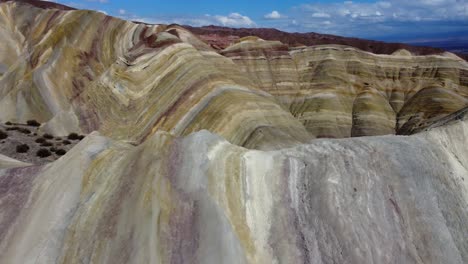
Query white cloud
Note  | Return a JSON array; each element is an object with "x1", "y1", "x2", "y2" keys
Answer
[
  {"x1": 105, "y1": 0, "x2": 468, "y2": 40},
  {"x1": 86, "y1": 0, "x2": 109, "y2": 3},
  {"x1": 119, "y1": 9, "x2": 126, "y2": 15},
  {"x1": 264, "y1": 11, "x2": 283, "y2": 19},
  {"x1": 118, "y1": 12, "x2": 256, "y2": 28},
  {"x1": 213, "y1": 13, "x2": 256, "y2": 27},
  {"x1": 377, "y1": 1, "x2": 392, "y2": 8},
  {"x1": 301, "y1": 0, "x2": 468, "y2": 22},
  {"x1": 281, "y1": 0, "x2": 468, "y2": 38},
  {"x1": 311, "y1": 12, "x2": 331, "y2": 18}
]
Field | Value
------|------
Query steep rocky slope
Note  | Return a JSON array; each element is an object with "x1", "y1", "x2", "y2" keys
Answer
[
  {"x1": 0, "y1": 1, "x2": 310, "y2": 150},
  {"x1": 1, "y1": 107, "x2": 467, "y2": 264},
  {"x1": 1, "y1": 1, "x2": 467, "y2": 144},
  {"x1": 0, "y1": 1, "x2": 467, "y2": 263},
  {"x1": 221, "y1": 38, "x2": 468, "y2": 137}
]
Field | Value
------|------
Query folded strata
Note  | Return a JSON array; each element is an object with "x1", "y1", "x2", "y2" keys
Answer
[
  {"x1": 0, "y1": 1, "x2": 467, "y2": 263},
  {"x1": 221, "y1": 37, "x2": 468, "y2": 138},
  {"x1": 0, "y1": 2, "x2": 310, "y2": 150},
  {"x1": 0, "y1": 1, "x2": 467, "y2": 148}
]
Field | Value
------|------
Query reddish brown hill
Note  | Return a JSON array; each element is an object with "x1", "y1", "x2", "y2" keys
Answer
[
  {"x1": 457, "y1": 53, "x2": 468, "y2": 61},
  {"x1": 0, "y1": 0, "x2": 75, "y2": 10},
  {"x1": 183, "y1": 25, "x2": 448, "y2": 56},
  {"x1": 1, "y1": 0, "x2": 465, "y2": 60}
]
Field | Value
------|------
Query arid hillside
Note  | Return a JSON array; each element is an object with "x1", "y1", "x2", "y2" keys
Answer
[{"x1": 0, "y1": 1, "x2": 467, "y2": 263}]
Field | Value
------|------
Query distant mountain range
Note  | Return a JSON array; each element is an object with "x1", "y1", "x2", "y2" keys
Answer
[
  {"x1": 184, "y1": 25, "x2": 468, "y2": 61},
  {"x1": 407, "y1": 38, "x2": 468, "y2": 55},
  {"x1": 2, "y1": 0, "x2": 466, "y2": 60}
]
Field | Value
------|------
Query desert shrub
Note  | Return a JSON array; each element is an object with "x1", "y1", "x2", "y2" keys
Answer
[
  {"x1": 55, "y1": 137, "x2": 62, "y2": 141},
  {"x1": 43, "y1": 133, "x2": 54, "y2": 139},
  {"x1": 35, "y1": 138, "x2": 46, "y2": 143},
  {"x1": 16, "y1": 144, "x2": 30, "y2": 153},
  {"x1": 33, "y1": 133, "x2": 37, "y2": 136},
  {"x1": 78, "y1": 135, "x2": 85, "y2": 140},
  {"x1": 6, "y1": 127, "x2": 19, "y2": 131},
  {"x1": 67, "y1": 133, "x2": 80, "y2": 140},
  {"x1": 0, "y1": 130, "x2": 8, "y2": 140},
  {"x1": 26, "y1": 120, "x2": 41, "y2": 127},
  {"x1": 40, "y1": 141, "x2": 53, "y2": 147},
  {"x1": 5, "y1": 121, "x2": 12, "y2": 125},
  {"x1": 18, "y1": 128, "x2": 31, "y2": 134},
  {"x1": 36, "y1": 148, "x2": 51, "y2": 158},
  {"x1": 50, "y1": 147, "x2": 57, "y2": 152},
  {"x1": 62, "y1": 140, "x2": 71, "y2": 145},
  {"x1": 55, "y1": 149, "x2": 67, "y2": 156}
]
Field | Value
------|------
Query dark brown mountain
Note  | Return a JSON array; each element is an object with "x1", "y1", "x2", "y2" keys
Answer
[
  {"x1": 183, "y1": 25, "x2": 451, "y2": 56},
  {"x1": 2, "y1": 0, "x2": 465, "y2": 59},
  {"x1": 0, "y1": 0, "x2": 75, "y2": 10}
]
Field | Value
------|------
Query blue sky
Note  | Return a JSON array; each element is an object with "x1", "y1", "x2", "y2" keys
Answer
[{"x1": 53, "y1": 0, "x2": 468, "y2": 42}]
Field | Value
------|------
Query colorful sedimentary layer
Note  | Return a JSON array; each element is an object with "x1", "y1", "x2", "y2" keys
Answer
[
  {"x1": 221, "y1": 38, "x2": 468, "y2": 137},
  {"x1": 0, "y1": 1, "x2": 310, "y2": 150},
  {"x1": 0, "y1": 1, "x2": 468, "y2": 263},
  {"x1": 1, "y1": 113, "x2": 468, "y2": 263}
]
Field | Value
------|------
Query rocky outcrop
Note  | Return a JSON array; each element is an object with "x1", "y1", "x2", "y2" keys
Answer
[{"x1": 0, "y1": 2, "x2": 468, "y2": 263}]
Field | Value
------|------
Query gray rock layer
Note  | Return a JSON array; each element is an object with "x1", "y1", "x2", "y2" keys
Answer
[{"x1": 0, "y1": 117, "x2": 466, "y2": 263}]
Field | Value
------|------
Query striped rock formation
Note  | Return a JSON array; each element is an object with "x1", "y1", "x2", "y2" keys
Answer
[
  {"x1": 0, "y1": 1, "x2": 310, "y2": 150},
  {"x1": 0, "y1": 1, "x2": 467, "y2": 264},
  {"x1": 1, "y1": 111, "x2": 468, "y2": 264},
  {"x1": 221, "y1": 37, "x2": 468, "y2": 137}
]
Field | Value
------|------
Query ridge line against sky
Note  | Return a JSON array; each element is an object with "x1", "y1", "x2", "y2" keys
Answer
[{"x1": 46, "y1": 0, "x2": 468, "y2": 42}]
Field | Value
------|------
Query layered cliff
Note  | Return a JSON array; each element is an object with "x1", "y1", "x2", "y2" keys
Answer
[
  {"x1": 0, "y1": 1, "x2": 468, "y2": 264},
  {"x1": 1, "y1": 2, "x2": 467, "y2": 144},
  {"x1": 0, "y1": 1, "x2": 310, "y2": 150},
  {"x1": 221, "y1": 38, "x2": 468, "y2": 137}
]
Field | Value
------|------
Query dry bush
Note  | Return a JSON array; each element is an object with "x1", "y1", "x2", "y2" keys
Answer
[
  {"x1": 16, "y1": 144, "x2": 30, "y2": 153},
  {"x1": 26, "y1": 120, "x2": 41, "y2": 127},
  {"x1": 36, "y1": 148, "x2": 52, "y2": 158}
]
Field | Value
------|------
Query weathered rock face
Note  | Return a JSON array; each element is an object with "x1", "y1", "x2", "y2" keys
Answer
[
  {"x1": 221, "y1": 38, "x2": 468, "y2": 138},
  {"x1": 1, "y1": 114, "x2": 468, "y2": 264},
  {"x1": 1, "y1": 2, "x2": 467, "y2": 146},
  {"x1": 0, "y1": 2, "x2": 310, "y2": 150},
  {"x1": 0, "y1": 2, "x2": 468, "y2": 264}
]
